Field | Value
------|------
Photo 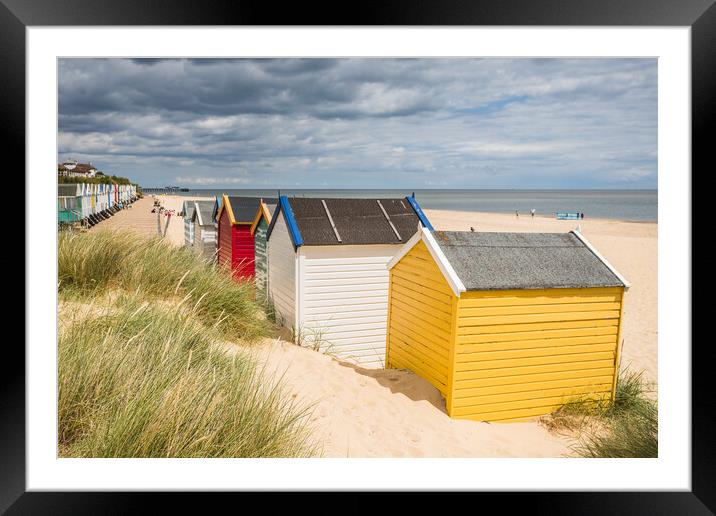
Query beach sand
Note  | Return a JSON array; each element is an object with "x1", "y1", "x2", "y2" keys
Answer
[
  {"x1": 252, "y1": 211, "x2": 655, "y2": 457},
  {"x1": 243, "y1": 337, "x2": 569, "y2": 457},
  {"x1": 424, "y1": 209, "x2": 658, "y2": 385},
  {"x1": 88, "y1": 194, "x2": 208, "y2": 245},
  {"x1": 95, "y1": 195, "x2": 657, "y2": 457}
]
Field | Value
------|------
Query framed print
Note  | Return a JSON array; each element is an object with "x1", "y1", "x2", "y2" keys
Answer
[{"x1": 5, "y1": 0, "x2": 709, "y2": 512}]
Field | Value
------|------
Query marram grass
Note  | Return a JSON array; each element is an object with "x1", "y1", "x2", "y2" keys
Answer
[
  {"x1": 58, "y1": 230, "x2": 316, "y2": 458},
  {"x1": 58, "y1": 229, "x2": 267, "y2": 341},
  {"x1": 59, "y1": 293, "x2": 316, "y2": 458},
  {"x1": 543, "y1": 369, "x2": 657, "y2": 458}
]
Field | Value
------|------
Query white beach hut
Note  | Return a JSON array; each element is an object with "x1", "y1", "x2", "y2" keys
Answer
[
  {"x1": 265, "y1": 194, "x2": 433, "y2": 368},
  {"x1": 80, "y1": 183, "x2": 92, "y2": 220},
  {"x1": 191, "y1": 200, "x2": 218, "y2": 259},
  {"x1": 182, "y1": 200, "x2": 196, "y2": 247}
]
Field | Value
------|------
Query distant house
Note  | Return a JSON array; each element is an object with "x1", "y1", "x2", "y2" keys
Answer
[{"x1": 58, "y1": 159, "x2": 98, "y2": 178}]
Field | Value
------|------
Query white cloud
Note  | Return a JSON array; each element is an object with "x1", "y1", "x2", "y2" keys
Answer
[{"x1": 58, "y1": 58, "x2": 657, "y2": 188}]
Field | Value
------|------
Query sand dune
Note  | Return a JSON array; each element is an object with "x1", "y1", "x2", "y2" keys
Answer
[{"x1": 244, "y1": 338, "x2": 570, "y2": 457}]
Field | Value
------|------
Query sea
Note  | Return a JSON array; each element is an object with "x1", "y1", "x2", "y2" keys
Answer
[{"x1": 171, "y1": 189, "x2": 657, "y2": 222}]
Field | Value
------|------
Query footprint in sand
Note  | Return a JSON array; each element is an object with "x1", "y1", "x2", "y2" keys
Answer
[{"x1": 406, "y1": 431, "x2": 422, "y2": 443}]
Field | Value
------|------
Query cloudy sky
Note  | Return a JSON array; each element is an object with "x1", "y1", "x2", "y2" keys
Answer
[{"x1": 58, "y1": 58, "x2": 657, "y2": 189}]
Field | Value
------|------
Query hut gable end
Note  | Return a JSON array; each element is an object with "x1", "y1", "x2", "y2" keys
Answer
[
  {"x1": 267, "y1": 213, "x2": 297, "y2": 328},
  {"x1": 226, "y1": 196, "x2": 278, "y2": 224},
  {"x1": 387, "y1": 239, "x2": 456, "y2": 395},
  {"x1": 192, "y1": 200, "x2": 215, "y2": 227}
]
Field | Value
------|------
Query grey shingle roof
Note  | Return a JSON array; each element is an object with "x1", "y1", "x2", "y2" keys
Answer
[
  {"x1": 432, "y1": 231, "x2": 625, "y2": 291},
  {"x1": 58, "y1": 184, "x2": 78, "y2": 197},
  {"x1": 193, "y1": 200, "x2": 215, "y2": 226},
  {"x1": 182, "y1": 200, "x2": 196, "y2": 219},
  {"x1": 227, "y1": 196, "x2": 278, "y2": 223},
  {"x1": 288, "y1": 197, "x2": 422, "y2": 246}
]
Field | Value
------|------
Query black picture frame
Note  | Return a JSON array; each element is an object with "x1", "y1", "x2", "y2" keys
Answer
[{"x1": 5, "y1": 0, "x2": 707, "y2": 512}]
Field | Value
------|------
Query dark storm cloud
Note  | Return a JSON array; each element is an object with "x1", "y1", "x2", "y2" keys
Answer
[{"x1": 58, "y1": 58, "x2": 657, "y2": 188}]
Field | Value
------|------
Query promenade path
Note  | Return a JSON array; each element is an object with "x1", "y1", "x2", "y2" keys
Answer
[{"x1": 88, "y1": 196, "x2": 184, "y2": 245}]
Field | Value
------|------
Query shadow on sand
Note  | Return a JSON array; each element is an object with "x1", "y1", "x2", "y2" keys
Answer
[
  {"x1": 334, "y1": 360, "x2": 447, "y2": 414},
  {"x1": 267, "y1": 325, "x2": 447, "y2": 413}
]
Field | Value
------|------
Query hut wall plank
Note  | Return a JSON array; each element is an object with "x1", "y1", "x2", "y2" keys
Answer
[
  {"x1": 386, "y1": 240, "x2": 456, "y2": 399},
  {"x1": 299, "y1": 244, "x2": 399, "y2": 368},
  {"x1": 194, "y1": 223, "x2": 217, "y2": 260},
  {"x1": 184, "y1": 218, "x2": 194, "y2": 247},
  {"x1": 231, "y1": 225, "x2": 255, "y2": 279},
  {"x1": 217, "y1": 209, "x2": 233, "y2": 270},
  {"x1": 267, "y1": 214, "x2": 296, "y2": 329},
  {"x1": 254, "y1": 218, "x2": 269, "y2": 292},
  {"x1": 452, "y1": 287, "x2": 624, "y2": 422}
]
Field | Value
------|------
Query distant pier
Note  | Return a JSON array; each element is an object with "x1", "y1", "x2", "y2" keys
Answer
[{"x1": 142, "y1": 186, "x2": 190, "y2": 194}]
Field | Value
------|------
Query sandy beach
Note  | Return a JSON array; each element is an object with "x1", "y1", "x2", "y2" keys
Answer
[
  {"x1": 92, "y1": 195, "x2": 657, "y2": 457},
  {"x1": 88, "y1": 194, "x2": 209, "y2": 245},
  {"x1": 424, "y1": 209, "x2": 658, "y2": 386}
]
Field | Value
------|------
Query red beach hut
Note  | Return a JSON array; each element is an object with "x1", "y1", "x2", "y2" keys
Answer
[{"x1": 216, "y1": 195, "x2": 277, "y2": 280}]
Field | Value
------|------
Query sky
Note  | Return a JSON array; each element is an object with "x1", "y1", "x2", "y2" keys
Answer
[{"x1": 58, "y1": 58, "x2": 657, "y2": 189}]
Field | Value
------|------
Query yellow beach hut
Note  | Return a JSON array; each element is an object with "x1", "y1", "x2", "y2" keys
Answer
[{"x1": 385, "y1": 228, "x2": 629, "y2": 422}]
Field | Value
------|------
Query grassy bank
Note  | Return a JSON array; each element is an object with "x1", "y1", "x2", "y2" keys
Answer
[
  {"x1": 543, "y1": 369, "x2": 658, "y2": 458},
  {"x1": 58, "y1": 230, "x2": 316, "y2": 458},
  {"x1": 59, "y1": 229, "x2": 266, "y2": 341}
]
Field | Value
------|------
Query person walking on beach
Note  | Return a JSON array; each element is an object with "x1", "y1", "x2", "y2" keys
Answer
[
  {"x1": 530, "y1": 208, "x2": 536, "y2": 218},
  {"x1": 515, "y1": 210, "x2": 519, "y2": 218}
]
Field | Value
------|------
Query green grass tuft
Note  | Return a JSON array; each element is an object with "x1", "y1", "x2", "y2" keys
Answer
[
  {"x1": 58, "y1": 229, "x2": 267, "y2": 341},
  {"x1": 58, "y1": 230, "x2": 316, "y2": 458},
  {"x1": 543, "y1": 368, "x2": 657, "y2": 458},
  {"x1": 59, "y1": 292, "x2": 316, "y2": 458}
]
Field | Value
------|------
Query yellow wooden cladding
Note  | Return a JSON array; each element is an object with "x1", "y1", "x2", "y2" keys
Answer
[
  {"x1": 457, "y1": 287, "x2": 622, "y2": 307},
  {"x1": 455, "y1": 374, "x2": 615, "y2": 397},
  {"x1": 386, "y1": 239, "x2": 625, "y2": 423},
  {"x1": 453, "y1": 359, "x2": 616, "y2": 382},
  {"x1": 453, "y1": 367, "x2": 615, "y2": 390},
  {"x1": 452, "y1": 287, "x2": 622, "y2": 422},
  {"x1": 386, "y1": 240, "x2": 455, "y2": 400}
]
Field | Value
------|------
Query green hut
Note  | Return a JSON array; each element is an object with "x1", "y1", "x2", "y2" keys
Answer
[
  {"x1": 250, "y1": 199, "x2": 277, "y2": 293},
  {"x1": 58, "y1": 184, "x2": 83, "y2": 224}
]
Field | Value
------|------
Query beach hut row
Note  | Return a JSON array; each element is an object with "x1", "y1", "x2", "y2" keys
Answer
[
  {"x1": 216, "y1": 195, "x2": 278, "y2": 280},
  {"x1": 57, "y1": 183, "x2": 138, "y2": 227},
  {"x1": 198, "y1": 194, "x2": 431, "y2": 367},
  {"x1": 182, "y1": 194, "x2": 629, "y2": 422}
]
